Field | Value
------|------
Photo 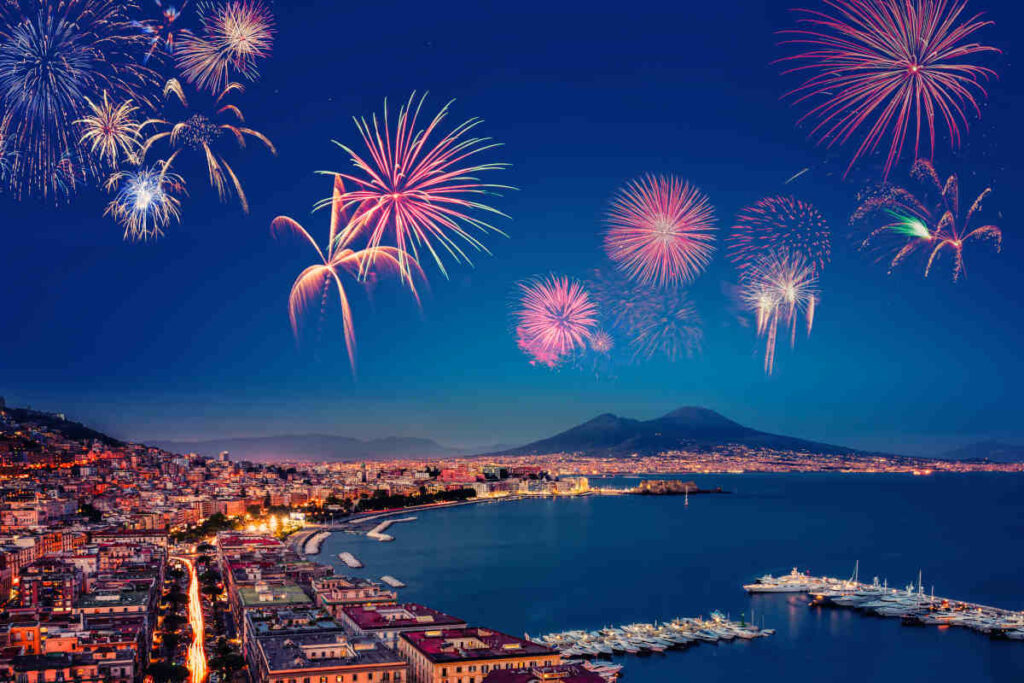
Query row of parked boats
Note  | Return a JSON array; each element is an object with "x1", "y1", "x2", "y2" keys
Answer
[
  {"x1": 536, "y1": 612, "x2": 774, "y2": 660},
  {"x1": 744, "y1": 566, "x2": 1024, "y2": 640}
]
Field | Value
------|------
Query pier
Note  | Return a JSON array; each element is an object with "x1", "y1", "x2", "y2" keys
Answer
[
  {"x1": 745, "y1": 567, "x2": 1024, "y2": 639},
  {"x1": 303, "y1": 530, "x2": 330, "y2": 555},
  {"x1": 538, "y1": 612, "x2": 773, "y2": 659},
  {"x1": 338, "y1": 551, "x2": 363, "y2": 568},
  {"x1": 366, "y1": 516, "x2": 417, "y2": 542},
  {"x1": 380, "y1": 575, "x2": 406, "y2": 588}
]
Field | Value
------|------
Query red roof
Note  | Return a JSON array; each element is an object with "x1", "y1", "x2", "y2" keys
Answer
[
  {"x1": 400, "y1": 627, "x2": 558, "y2": 663},
  {"x1": 341, "y1": 603, "x2": 465, "y2": 631}
]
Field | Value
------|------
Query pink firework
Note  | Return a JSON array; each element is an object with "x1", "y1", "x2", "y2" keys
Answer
[
  {"x1": 728, "y1": 195, "x2": 831, "y2": 275},
  {"x1": 778, "y1": 0, "x2": 999, "y2": 178},
  {"x1": 513, "y1": 275, "x2": 598, "y2": 367},
  {"x1": 320, "y1": 93, "x2": 512, "y2": 282},
  {"x1": 604, "y1": 174, "x2": 716, "y2": 287}
]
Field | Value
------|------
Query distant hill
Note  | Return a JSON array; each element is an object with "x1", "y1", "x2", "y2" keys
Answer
[
  {"x1": 151, "y1": 434, "x2": 461, "y2": 462},
  {"x1": 942, "y1": 440, "x2": 1024, "y2": 463},
  {"x1": 491, "y1": 406, "x2": 860, "y2": 457},
  {"x1": 1, "y1": 406, "x2": 124, "y2": 447}
]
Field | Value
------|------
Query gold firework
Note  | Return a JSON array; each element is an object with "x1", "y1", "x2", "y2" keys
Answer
[
  {"x1": 76, "y1": 92, "x2": 143, "y2": 167},
  {"x1": 141, "y1": 78, "x2": 275, "y2": 212}
]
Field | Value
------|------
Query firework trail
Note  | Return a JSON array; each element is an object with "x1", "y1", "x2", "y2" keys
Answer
[
  {"x1": 728, "y1": 195, "x2": 831, "y2": 275},
  {"x1": 778, "y1": 0, "x2": 999, "y2": 178},
  {"x1": 177, "y1": 0, "x2": 275, "y2": 93},
  {"x1": 141, "y1": 79, "x2": 275, "y2": 212},
  {"x1": 77, "y1": 93, "x2": 144, "y2": 168},
  {"x1": 318, "y1": 93, "x2": 512, "y2": 282},
  {"x1": 0, "y1": 0, "x2": 160, "y2": 199},
  {"x1": 273, "y1": 176, "x2": 423, "y2": 372},
  {"x1": 852, "y1": 159, "x2": 1000, "y2": 280},
  {"x1": 104, "y1": 163, "x2": 186, "y2": 241},
  {"x1": 604, "y1": 174, "x2": 716, "y2": 287},
  {"x1": 740, "y1": 249, "x2": 819, "y2": 375},
  {"x1": 513, "y1": 275, "x2": 598, "y2": 368},
  {"x1": 586, "y1": 269, "x2": 702, "y2": 363}
]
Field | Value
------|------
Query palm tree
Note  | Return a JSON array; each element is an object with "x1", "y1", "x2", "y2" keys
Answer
[{"x1": 273, "y1": 175, "x2": 423, "y2": 371}]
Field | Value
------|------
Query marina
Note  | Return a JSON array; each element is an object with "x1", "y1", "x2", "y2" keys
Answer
[
  {"x1": 337, "y1": 551, "x2": 363, "y2": 568},
  {"x1": 367, "y1": 516, "x2": 417, "y2": 542},
  {"x1": 745, "y1": 566, "x2": 1024, "y2": 639},
  {"x1": 536, "y1": 612, "x2": 773, "y2": 659}
]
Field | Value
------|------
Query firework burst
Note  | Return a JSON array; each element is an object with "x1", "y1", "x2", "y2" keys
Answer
[
  {"x1": 140, "y1": 0, "x2": 189, "y2": 61},
  {"x1": 319, "y1": 93, "x2": 512, "y2": 282},
  {"x1": 0, "y1": 0, "x2": 159, "y2": 199},
  {"x1": 740, "y1": 249, "x2": 819, "y2": 375},
  {"x1": 604, "y1": 174, "x2": 716, "y2": 287},
  {"x1": 586, "y1": 269, "x2": 702, "y2": 363},
  {"x1": 176, "y1": 0, "x2": 275, "y2": 93},
  {"x1": 513, "y1": 275, "x2": 598, "y2": 368},
  {"x1": 104, "y1": 164, "x2": 186, "y2": 241},
  {"x1": 141, "y1": 79, "x2": 275, "y2": 212},
  {"x1": 853, "y1": 159, "x2": 1000, "y2": 280},
  {"x1": 273, "y1": 176, "x2": 423, "y2": 372},
  {"x1": 77, "y1": 92, "x2": 144, "y2": 168},
  {"x1": 778, "y1": 0, "x2": 999, "y2": 178},
  {"x1": 728, "y1": 195, "x2": 831, "y2": 275}
]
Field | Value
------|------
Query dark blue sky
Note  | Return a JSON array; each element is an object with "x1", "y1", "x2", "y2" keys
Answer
[{"x1": 2, "y1": 0, "x2": 1022, "y2": 455}]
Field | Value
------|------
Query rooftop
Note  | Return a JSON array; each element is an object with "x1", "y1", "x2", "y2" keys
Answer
[
  {"x1": 342, "y1": 603, "x2": 465, "y2": 631},
  {"x1": 238, "y1": 582, "x2": 312, "y2": 608},
  {"x1": 400, "y1": 628, "x2": 558, "y2": 663},
  {"x1": 255, "y1": 632, "x2": 404, "y2": 673},
  {"x1": 74, "y1": 589, "x2": 150, "y2": 610}
]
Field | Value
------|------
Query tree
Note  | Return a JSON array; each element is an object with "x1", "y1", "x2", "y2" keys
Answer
[{"x1": 147, "y1": 662, "x2": 189, "y2": 683}]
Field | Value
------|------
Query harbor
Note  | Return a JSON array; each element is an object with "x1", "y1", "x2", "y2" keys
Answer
[
  {"x1": 745, "y1": 566, "x2": 1024, "y2": 639},
  {"x1": 536, "y1": 612, "x2": 774, "y2": 659},
  {"x1": 366, "y1": 516, "x2": 417, "y2": 542}
]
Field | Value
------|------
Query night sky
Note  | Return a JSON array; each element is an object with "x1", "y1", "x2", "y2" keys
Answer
[{"x1": 2, "y1": 0, "x2": 1022, "y2": 455}]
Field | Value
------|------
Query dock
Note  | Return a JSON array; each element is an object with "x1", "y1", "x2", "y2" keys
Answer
[
  {"x1": 338, "y1": 552, "x2": 363, "y2": 568},
  {"x1": 538, "y1": 612, "x2": 773, "y2": 659},
  {"x1": 380, "y1": 575, "x2": 406, "y2": 588},
  {"x1": 744, "y1": 567, "x2": 1024, "y2": 639},
  {"x1": 366, "y1": 516, "x2": 417, "y2": 542}
]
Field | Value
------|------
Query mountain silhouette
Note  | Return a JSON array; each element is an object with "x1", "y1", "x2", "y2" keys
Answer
[{"x1": 493, "y1": 406, "x2": 858, "y2": 457}]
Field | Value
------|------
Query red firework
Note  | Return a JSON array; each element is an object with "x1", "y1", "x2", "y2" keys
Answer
[
  {"x1": 604, "y1": 174, "x2": 716, "y2": 287},
  {"x1": 513, "y1": 275, "x2": 598, "y2": 367},
  {"x1": 778, "y1": 0, "x2": 999, "y2": 178},
  {"x1": 728, "y1": 195, "x2": 831, "y2": 275},
  {"x1": 320, "y1": 93, "x2": 512, "y2": 282}
]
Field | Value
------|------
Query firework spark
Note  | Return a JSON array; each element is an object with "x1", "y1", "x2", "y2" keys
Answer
[
  {"x1": 77, "y1": 92, "x2": 144, "y2": 168},
  {"x1": 104, "y1": 164, "x2": 186, "y2": 241},
  {"x1": 142, "y1": 79, "x2": 275, "y2": 212},
  {"x1": 728, "y1": 195, "x2": 831, "y2": 275},
  {"x1": 273, "y1": 176, "x2": 423, "y2": 372},
  {"x1": 513, "y1": 275, "x2": 598, "y2": 367},
  {"x1": 741, "y1": 249, "x2": 819, "y2": 375},
  {"x1": 604, "y1": 174, "x2": 716, "y2": 287},
  {"x1": 0, "y1": 0, "x2": 159, "y2": 199},
  {"x1": 590, "y1": 330, "x2": 614, "y2": 354},
  {"x1": 318, "y1": 93, "x2": 512, "y2": 282},
  {"x1": 853, "y1": 159, "x2": 1000, "y2": 280},
  {"x1": 176, "y1": 0, "x2": 275, "y2": 93},
  {"x1": 778, "y1": 0, "x2": 999, "y2": 178}
]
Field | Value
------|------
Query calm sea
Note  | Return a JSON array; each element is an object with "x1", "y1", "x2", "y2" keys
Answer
[{"x1": 321, "y1": 473, "x2": 1024, "y2": 682}]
